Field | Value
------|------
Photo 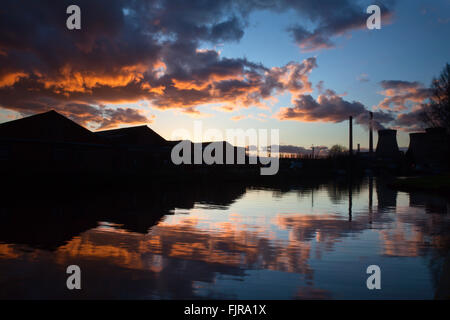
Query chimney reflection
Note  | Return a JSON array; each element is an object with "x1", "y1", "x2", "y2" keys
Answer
[{"x1": 348, "y1": 178, "x2": 352, "y2": 222}]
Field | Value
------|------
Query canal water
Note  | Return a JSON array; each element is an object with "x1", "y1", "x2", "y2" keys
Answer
[{"x1": 0, "y1": 177, "x2": 449, "y2": 299}]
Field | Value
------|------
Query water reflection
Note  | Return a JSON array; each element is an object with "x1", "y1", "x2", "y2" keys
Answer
[{"x1": 0, "y1": 178, "x2": 449, "y2": 299}]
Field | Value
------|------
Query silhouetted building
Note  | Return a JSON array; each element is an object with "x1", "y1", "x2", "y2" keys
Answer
[
  {"x1": 376, "y1": 129, "x2": 400, "y2": 160},
  {"x1": 0, "y1": 110, "x2": 113, "y2": 174},
  {"x1": 0, "y1": 110, "x2": 253, "y2": 176},
  {"x1": 96, "y1": 125, "x2": 167, "y2": 146},
  {"x1": 96, "y1": 125, "x2": 172, "y2": 172},
  {"x1": 407, "y1": 132, "x2": 428, "y2": 166}
]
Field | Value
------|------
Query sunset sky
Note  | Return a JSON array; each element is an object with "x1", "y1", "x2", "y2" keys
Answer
[{"x1": 0, "y1": 0, "x2": 449, "y2": 150}]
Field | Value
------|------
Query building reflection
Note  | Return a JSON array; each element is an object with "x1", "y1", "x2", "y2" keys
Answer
[
  {"x1": 0, "y1": 182, "x2": 247, "y2": 249},
  {"x1": 376, "y1": 179, "x2": 398, "y2": 211},
  {"x1": 0, "y1": 178, "x2": 449, "y2": 299},
  {"x1": 409, "y1": 192, "x2": 449, "y2": 214}
]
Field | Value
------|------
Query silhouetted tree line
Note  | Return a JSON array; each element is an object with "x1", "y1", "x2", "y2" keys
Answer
[
  {"x1": 420, "y1": 63, "x2": 450, "y2": 132},
  {"x1": 328, "y1": 144, "x2": 348, "y2": 158}
]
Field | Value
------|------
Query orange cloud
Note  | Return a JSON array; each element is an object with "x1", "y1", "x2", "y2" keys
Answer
[
  {"x1": 0, "y1": 72, "x2": 28, "y2": 88},
  {"x1": 231, "y1": 115, "x2": 246, "y2": 121},
  {"x1": 376, "y1": 80, "x2": 431, "y2": 111}
]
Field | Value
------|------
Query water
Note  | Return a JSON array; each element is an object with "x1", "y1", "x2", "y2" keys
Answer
[{"x1": 0, "y1": 177, "x2": 449, "y2": 299}]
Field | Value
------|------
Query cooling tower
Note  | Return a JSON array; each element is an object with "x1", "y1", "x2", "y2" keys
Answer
[
  {"x1": 425, "y1": 127, "x2": 449, "y2": 167},
  {"x1": 407, "y1": 132, "x2": 428, "y2": 165},
  {"x1": 407, "y1": 128, "x2": 449, "y2": 168},
  {"x1": 376, "y1": 129, "x2": 400, "y2": 159}
]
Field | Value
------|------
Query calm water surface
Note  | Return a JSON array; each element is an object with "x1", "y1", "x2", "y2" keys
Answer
[{"x1": 0, "y1": 177, "x2": 449, "y2": 299}]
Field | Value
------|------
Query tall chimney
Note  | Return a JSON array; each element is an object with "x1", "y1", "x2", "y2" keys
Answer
[
  {"x1": 369, "y1": 112, "x2": 373, "y2": 154},
  {"x1": 349, "y1": 116, "x2": 353, "y2": 156}
]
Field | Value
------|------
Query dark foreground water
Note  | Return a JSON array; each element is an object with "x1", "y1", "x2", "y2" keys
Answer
[{"x1": 0, "y1": 177, "x2": 449, "y2": 299}]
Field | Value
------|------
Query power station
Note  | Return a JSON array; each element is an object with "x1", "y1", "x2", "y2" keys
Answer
[{"x1": 347, "y1": 113, "x2": 448, "y2": 170}]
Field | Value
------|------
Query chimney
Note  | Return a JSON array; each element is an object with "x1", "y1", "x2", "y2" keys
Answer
[
  {"x1": 376, "y1": 129, "x2": 400, "y2": 159},
  {"x1": 369, "y1": 112, "x2": 373, "y2": 154},
  {"x1": 349, "y1": 116, "x2": 353, "y2": 156}
]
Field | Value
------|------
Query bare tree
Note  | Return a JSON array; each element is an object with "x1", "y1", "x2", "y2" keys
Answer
[{"x1": 420, "y1": 63, "x2": 450, "y2": 131}]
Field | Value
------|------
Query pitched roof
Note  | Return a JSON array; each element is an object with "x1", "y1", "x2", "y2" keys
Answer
[
  {"x1": 0, "y1": 110, "x2": 105, "y2": 144},
  {"x1": 96, "y1": 125, "x2": 168, "y2": 146}
]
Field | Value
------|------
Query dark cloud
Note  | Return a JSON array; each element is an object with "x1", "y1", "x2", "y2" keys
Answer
[
  {"x1": 0, "y1": 0, "x2": 400, "y2": 129},
  {"x1": 275, "y1": 145, "x2": 328, "y2": 155},
  {"x1": 287, "y1": 1, "x2": 395, "y2": 51},
  {"x1": 394, "y1": 107, "x2": 427, "y2": 132},
  {"x1": 380, "y1": 90, "x2": 431, "y2": 111},
  {"x1": 98, "y1": 107, "x2": 153, "y2": 129},
  {"x1": 61, "y1": 103, "x2": 152, "y2": 130},
  {"x1": 276, "y1": 89, "x2": 394, "y2": 130},
  {"x1": 380, "y1": 80, "x2": 422, "y2": 90},
  {"x1": 375, "y1": 80, "x2": 433, "y2": 131},
  {"x1": 210, "y1": 16, "x2": 245, "y2": 42},
  {"x1": 289, "y1": 25, "x2": 334, "y2": 51},
  {"x1": 0, "y1": 1, "x2": 323, "y2": 124},
  {"x1": 356, "y1": 110, "x2": 394, "y2": 131}
]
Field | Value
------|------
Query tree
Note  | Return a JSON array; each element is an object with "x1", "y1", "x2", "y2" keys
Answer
[
  {"x1": 420, "y1": 63, "x2": 450, "y2": 131},
  {"x1": 328, "y1": 144, "x2": 348, "y2": 157}
]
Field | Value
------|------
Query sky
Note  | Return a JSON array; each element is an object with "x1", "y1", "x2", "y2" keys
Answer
[{"x1": 0, "y1": 0, "x2": 449, "y2": 150}]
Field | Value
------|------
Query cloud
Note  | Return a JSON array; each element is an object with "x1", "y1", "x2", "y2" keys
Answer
[
  {"x1": 0, "y1": 0, "x2": 419, "y2": 134},
  {"x1": 287, "y1": 1, "x2": 395, "y2": 52},
  {"x1": 231, "y1": 115, "x2": 246, "y2": 121},
  {"x1": 21, "y1": 101, "x2": 152, "y2": 130},
  {"x1": 276, "y1": 88, "x2": 394, "y2": 130},
  {"x1": 289, "y1": 25, "x2": 334, "y2": 51},
  {"x1": 276, "y1": 144, "x2": 328, "y2": 155},
  {"x1": 178, "y1": 106, "x2": 213, "y2": 118},
  {"x1": 0, "y1": 0, "x2": 396, "y2": 126},
  {"x1": 357, "y1": 73, "x2": 370, "y2": 82},
  {"x1": 377, "y1": 80, "x2": 431, "y2": 111},
  {"x1": 0, "y1": 0, "x2": 322, "y2": 124},
  {"x1": 97, "y1": 107, "x2": 154, "y2": 130},
  {"x1": 393, "y1": 107, "x2": 427, "y2": 132},
  {"x1": 374, "y1": 80, "x2": 433, "y2": 132}
]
